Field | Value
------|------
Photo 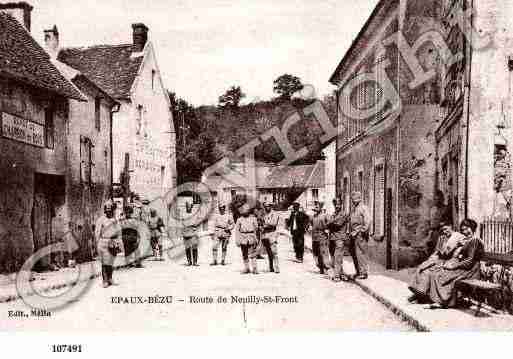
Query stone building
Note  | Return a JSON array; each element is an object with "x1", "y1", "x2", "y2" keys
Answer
[
  {"x1": 443, "y1": 0, "x2": 513, "y2": 224},
  {"x1": 0, "y1": 5, "x2": 86, "y2": 273},
  {"x1": 330, "y1": 0, "x2": 513, "y2": 267},
  {"x1": 43, "y1": 26, "x2": 119, "y2": 263},
  {"x1": 57, "y1": 23, "x2": 177, "y2": 222},
  {"x1": 329, "y1": 0, "x2": 445, "y2": 269}
]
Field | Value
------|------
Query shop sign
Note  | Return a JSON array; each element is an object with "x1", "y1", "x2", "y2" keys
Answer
[{"x1": 0, "y1": 112, "x2": 45, "y2": 147}]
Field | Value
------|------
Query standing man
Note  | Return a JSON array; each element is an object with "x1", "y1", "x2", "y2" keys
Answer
[
  {"x1": 95, "y1": 202, "x2": 122, "y2": 288},
  {"x1": 210, "y1": 203, "x2": 234, "y2": 266},
  {"x1": 235, "y1": 203, "x2": 259, "y2": 274},
  {"x1": 311, "y1": 202, "x2": 331, "y2": 274},
  {"x1": 121, "y1": 205, "x2": 144, "y2": 268},
  {"x1": 287, "y1": 202, "x2": 309, "y2": 263},
  {"x1": 140, "y1": 199, "x2": 151, "y2": 223},
  {"x1": 182, "y1": 203, "x2": 200, "y2": 266},
  {"x1": 327, "y1": 198, "x2": 338, "y2": 267},
  {"x1": 328, "y1": 200, "x2": 351, "y2": 282},
  {"x1": 148, "y1": 208, "x2": 166, "y2": 261},
  {"x1": 261, "y1": 202, "x2": 280, "y2": 273},
  {"x1": 348, "y1": 191, "x2": 371, "y2": 280}
]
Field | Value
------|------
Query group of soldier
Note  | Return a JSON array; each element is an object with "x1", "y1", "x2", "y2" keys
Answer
[
  {"x1": 179, "y1": 201, "x2": 281, "y2": 275},
  {"x1": 288, "y1": 191, "x2": 371, "y2": 282},
  {"x1": 93, "y1": 189, "x2": 372, "y2": 288},
  {"x1": 94, "y1": 199, "x2": 167, "y2": 288}
]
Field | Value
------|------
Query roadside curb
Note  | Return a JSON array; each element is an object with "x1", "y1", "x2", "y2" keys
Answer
[
  {"x1": 0, "y1": 241, "x2": 187, "y2": 305},
  {"x1": 304, "y1": 241, "x2": 430, "y2": 332},
  {"x1": 352, "y1": 278, "x2": 431, "y2": 332}
]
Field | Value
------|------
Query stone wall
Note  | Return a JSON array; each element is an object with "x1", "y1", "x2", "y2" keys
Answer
[
  {"x1": 0, "y1": 77, "x2": 68, "y2": 273},
  {"x1": 398, "y1": 105, "x2": 439, "y2": 268},
  {"x1": 66, "y1": 77, "x2": 113, "y2": 262},
  {"x1": 336, "y1": 125, "x2": 399, "y2": 268}
]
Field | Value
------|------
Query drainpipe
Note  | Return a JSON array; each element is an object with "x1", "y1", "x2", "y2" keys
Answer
[
  {"x1": 110, "y1": 103, "x2": 120, "y2": 200},
  {"x1": 464, "y1": 0, "x2": 474, "y2": 219}
]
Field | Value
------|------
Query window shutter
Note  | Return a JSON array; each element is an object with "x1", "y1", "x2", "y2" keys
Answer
[{"x1": 373, "y1": 164, "x2": 385, "y2": 237}]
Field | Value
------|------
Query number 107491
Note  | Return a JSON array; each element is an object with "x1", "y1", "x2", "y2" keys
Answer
[{"x1": 51, "y1": 345, "x2": 82, "y2": 353}]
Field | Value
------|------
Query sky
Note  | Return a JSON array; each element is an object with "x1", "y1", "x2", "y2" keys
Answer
[{"x1": 30, "y1": 0, "x2": 379, "y2": 106}]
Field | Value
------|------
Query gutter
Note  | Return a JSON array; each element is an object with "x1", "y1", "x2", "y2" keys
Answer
[{"x1": 110, "y1": 103, "x2": 120, "y2": 199}]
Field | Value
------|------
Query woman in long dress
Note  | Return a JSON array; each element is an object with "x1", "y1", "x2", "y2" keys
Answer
[
  {"x1": 408, "y1": 221, "x2": 465, "y2": 303},
  {"x1": 426, "y1": 219, "x2": 484, "y2": 308}
]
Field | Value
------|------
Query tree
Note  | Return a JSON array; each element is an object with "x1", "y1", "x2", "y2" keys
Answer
[
  {"x1": 175, "y1": 133, "x2": 217, "y2": 184},
  {"x1": 218, "y1": 86, "x2": 245, "y2": 108},
  {"x1": 273, "y1": 74, "x2": 304, "y2": 100}
]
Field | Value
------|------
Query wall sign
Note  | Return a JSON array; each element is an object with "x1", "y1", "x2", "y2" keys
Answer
[{"x1": 1, "y1": 112, "x2": 45, "y2": 147}]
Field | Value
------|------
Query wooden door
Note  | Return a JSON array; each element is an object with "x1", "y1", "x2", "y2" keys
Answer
[{"x1": 32, "y1": 191, "x2": 52, "y2": 269}]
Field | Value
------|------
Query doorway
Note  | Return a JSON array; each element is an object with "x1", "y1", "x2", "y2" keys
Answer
[{"x1": 31, "y1": 173, "x2": 65, "y2": 271}]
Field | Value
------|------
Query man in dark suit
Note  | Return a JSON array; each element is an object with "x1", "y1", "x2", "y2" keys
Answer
[{"x1": 287, "y1": 202, "x2": 309, "y2": 263}]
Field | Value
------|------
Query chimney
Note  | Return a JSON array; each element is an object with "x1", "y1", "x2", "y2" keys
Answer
[
  {"x1": 132, "y1": 23, "x2": 148, "y2": 52},
  {"x1": 44, "y1": 25, "x2": 59, "y2": 58},
  {"x1": 0, "y1": 2, "x2": 33, "y2": 31}
]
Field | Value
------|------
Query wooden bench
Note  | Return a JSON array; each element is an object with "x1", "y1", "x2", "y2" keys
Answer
[{"x1": 456, "y1": 252, "x2": 513, "y2": 316}]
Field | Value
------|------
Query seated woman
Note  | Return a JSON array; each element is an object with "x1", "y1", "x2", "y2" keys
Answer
[
  {"x1": 426, "y1": 219, "x2": 484, "y2": 308},
  {"x1": 408, "y1": 220, "x2": 465, "y2": 303}
]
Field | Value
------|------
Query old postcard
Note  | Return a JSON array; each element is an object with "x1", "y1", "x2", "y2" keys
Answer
[{"x1": 2, "y1": 0, "x2": 513, "y2": 345}]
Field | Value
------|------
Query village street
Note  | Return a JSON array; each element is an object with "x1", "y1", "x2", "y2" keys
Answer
[{"x1": 0, "y1": 237, "x2": 411, "y2": 333}]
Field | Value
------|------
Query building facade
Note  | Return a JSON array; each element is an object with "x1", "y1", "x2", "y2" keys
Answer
[
  {"x1": 330, "y1": 0, "x2": 513, "y2": 268},
  {"x1": 330, "y1": 0, "x2": 445, "y2": 269},
  {"x1": 57, "y1": 23, "x2": 177, "y2": 222},
  {"x1": 0, "y1": 5, "x2": 85, "y2": 273},
  {"x1": 45, "y1": 28, "x2": 119, "y2": 263}
]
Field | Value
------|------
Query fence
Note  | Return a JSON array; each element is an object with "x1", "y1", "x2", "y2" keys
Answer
[{"x1": 480, "y1": 217, "x2": 513, "y2": 253}]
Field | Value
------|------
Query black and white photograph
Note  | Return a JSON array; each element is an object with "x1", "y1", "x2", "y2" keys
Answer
[{"x1": 1, "y1": 0, "x2": 513, "y2": 352}]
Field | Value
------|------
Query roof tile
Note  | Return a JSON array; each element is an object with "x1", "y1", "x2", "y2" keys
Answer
[
  {"x1": 58, "y1": 44, "x2": 143, "y2": 99},
  {"x1": 0, "y1": 11, "x2": 85, "y2": 100}
]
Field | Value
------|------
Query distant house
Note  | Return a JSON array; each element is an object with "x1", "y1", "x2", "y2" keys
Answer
[
  {"x1": 201, "y1": 160, "x2": 326, "y2": 212},
  {"x1": 0, "y1": 4, "x2": 85, "y2": 273},
  {"x1": 57, "y1": 23, "x2": 177, "y2": 221},
  {"x1": 259, "y1": 162, "x2": 326, "y2": 212}
]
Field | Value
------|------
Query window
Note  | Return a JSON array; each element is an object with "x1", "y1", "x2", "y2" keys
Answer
[
  {"x1": 231, "y1": 190, "x2": 237, "y2": 200},
  {"x1": 95, "y1": 97, "x2": 101, "y2": 131},
  {"x1": 373, "y1": 163, "x2": 385, "y2": 237},
  {"x1": 136, "y1": 105, "x2": 143, "y2": 135},
  {"x1": 357, "y1": 169, "x2": 364, "y2": 194},
  {"x1": 312, "y1": 188, "x2": 319, "y2": 201},
  {"x1": 44, "y1": 107, "x2": 54, "y2": 149},
  {"x1": 160, "y1": 166, "x2": 165, "y2": 186},
  {"x1": 80, "y1": 136, "x2": 94, "y2": 185},
  {"x1": 374, "y1": 47, "x2": 387, "y2": 124}
]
